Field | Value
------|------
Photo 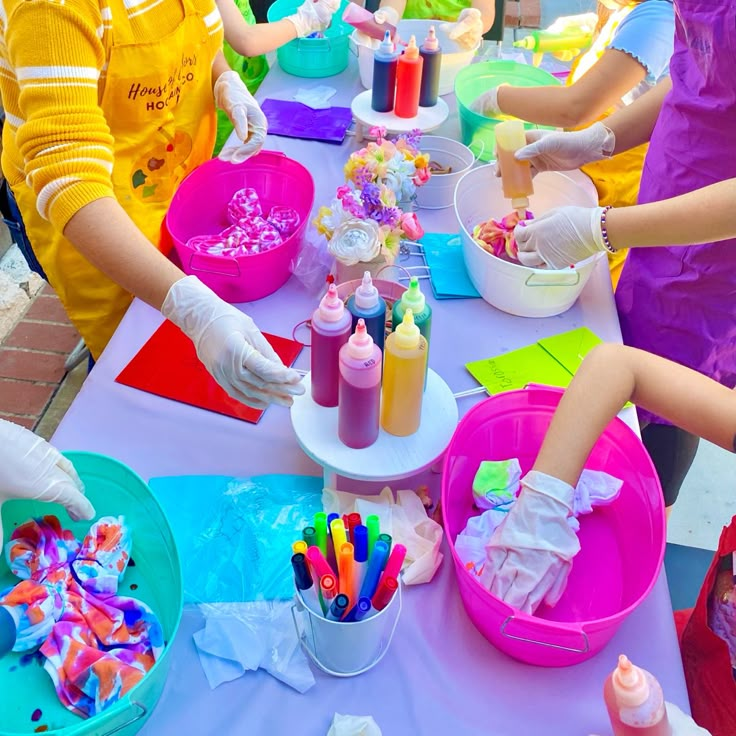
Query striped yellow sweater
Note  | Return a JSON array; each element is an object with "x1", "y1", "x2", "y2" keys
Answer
[{"x1": 0, "y1": 0, "x2": 222, "y2": 233}]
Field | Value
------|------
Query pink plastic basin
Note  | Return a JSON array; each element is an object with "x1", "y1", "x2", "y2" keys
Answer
[
  {"x1": 441, "y1": 385, "x2": 666, "y2": 667},
  {"x1": 166, "y1": 151, "x2": 315, "y2": 303}
]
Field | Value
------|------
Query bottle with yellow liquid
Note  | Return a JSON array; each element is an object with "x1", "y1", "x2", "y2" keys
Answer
[
  {"x1": 380, "y1": 309, "x2": 427, "y2": 437},
  {"x1": 495, "y1": 120, "x2": 534, "y2": 219}
]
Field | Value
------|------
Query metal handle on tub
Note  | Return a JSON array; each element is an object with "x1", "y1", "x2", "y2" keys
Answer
[
  {"x1": 188, "y1": 252, "x2": 242, "y2": 278},
  {"x1": 500, "y1": 615, "x2": 590, "y2": 654},
  {"x1": 102, "y1": 701, "x2": 147, "y2": 735},
  {"x1": 524, "y1": 270, "x2": 581, "y2": 288}
]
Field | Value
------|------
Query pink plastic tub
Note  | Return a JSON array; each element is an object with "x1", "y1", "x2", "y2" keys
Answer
[
  {"x1": 441, "y1": 385, "x2": 666, "y2": 667},
  {"x1": 166, "y1": 151, "x2": 315, "y2": 303}
]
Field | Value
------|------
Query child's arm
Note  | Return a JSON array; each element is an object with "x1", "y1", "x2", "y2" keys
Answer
[
  {"x1": 533, "y1": 344, "x2": 736, "y2": 487},
  {"x1": 470, "y1": 0, "x2": 495, "y2": 34},
  {"x1": 495, "y1": 49, "x2": 646, "y2": 128}
]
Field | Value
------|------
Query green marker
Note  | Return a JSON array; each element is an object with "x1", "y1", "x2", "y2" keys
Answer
[
  {"x1": 314, "y1": 512, "x2": 328, "y2": 558},
  {"x1": 366, "y1": 515, "x2": 380, "y2": 559},
  {"x1": 378, "y1": 533, "x2": 392, "y2": 567},
  {"x1": 303, "y1": 526, "x2": 317, "y2": 549}
]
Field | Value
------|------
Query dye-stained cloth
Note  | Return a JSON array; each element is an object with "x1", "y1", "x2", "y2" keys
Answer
[{"x1": 1, "y1": 516, "x2": 163, "y2": 718}]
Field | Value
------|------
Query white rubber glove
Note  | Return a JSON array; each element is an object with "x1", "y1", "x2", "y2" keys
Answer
[
  {"x1": 215, "y1": 71, "x2": 268, "y2": 165},
  {"x1": 514, "y1": 205, "x2": 607, "y2": 269},
  {"x1": 590, "y1": 702, "x2": 711, "y2": 736},
  {"x1": 480, "y1": 471, "x2": 580, "y2": 615},
  {"x1": 441, "y1": 8, "x2": 483, "y2": 50},
  {"x1": 513, "y1": 122, "x2": 615, "y2": 173},
  {"x1": 162, "y1": 276, "x2": 305, "y2": 409},
  {"x1": 0, "y1": 419, "x2": 95, "y2": 547},
  {"x1": 353, "y1": 6, "x2": 399, "y2": 46},
  {"x1": 286, "y1": 0, "x2": 340, "y2": 37},
  {"x1": 470, "y1": 83, "x2": 508, "y2": 117}
]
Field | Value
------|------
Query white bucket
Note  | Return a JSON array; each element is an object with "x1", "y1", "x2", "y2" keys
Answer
[
  {"x1": 416, "y1": 136, "x2": 475, "y2": 210},
  {"x1": 292, "y1": 583, "x2": 402, "y2": 677},
  {"x1": 352, "y1": 20, "x2": 478, "y2": 97},
  {"x1": 454, "y1": 165, "x2": 604, "y2": 318}
]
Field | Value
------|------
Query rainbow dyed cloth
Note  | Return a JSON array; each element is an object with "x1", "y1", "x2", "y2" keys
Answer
[{"x1": 1, "y1": 516, "x2": 163, "y2": 718}]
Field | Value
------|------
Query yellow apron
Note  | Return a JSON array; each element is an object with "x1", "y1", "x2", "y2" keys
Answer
[
  {"x1": 12, "y1": 0, "x2": 222, "y2": 359},
  {"x1": 568, "y1": 5, "x2": 648, "y2": 288}
]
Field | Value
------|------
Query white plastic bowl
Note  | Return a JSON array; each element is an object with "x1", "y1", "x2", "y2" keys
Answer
[
  {"x1": 352, "y1": 19, "x2": 478, "y2": 96},
  {"x1": 416, "y1": 136, "x2": 476, "y2": 210},
  {"x1": 454, "y1": 165, "x2": 604, "y2": 318}
]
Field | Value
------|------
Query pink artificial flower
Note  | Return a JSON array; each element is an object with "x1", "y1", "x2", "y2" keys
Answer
[
  {"x1": 412, "y1": 167, "x2": 431, "y2": 187},
  {"x1": 400, "y1": 212, "x2": 424, "y2": 241},
  {"x1": 369, "y1": 125, "x2": 387, "y2": 143},
  {"x1": 336, "y1": 185, "x2": 352, "y2": 200}
]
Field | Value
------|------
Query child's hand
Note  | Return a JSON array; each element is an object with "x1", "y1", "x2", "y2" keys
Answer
[
  {"x1": 470, "y1": 83, "x2": 508, "y2": 117},
  {"x1": 441, "y1": 8, "x2": 483, "y2": 51},
  {"x1": 287, "y1": 0, "x2": 341, "y2": 37}
]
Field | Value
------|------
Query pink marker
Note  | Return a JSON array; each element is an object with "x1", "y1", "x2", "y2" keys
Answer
[
  {"x1": 307, "y1": 545, "x2": 336, "y2": 585},
  {"x1": 382, "y1": 543, "x2": 407, "y2": 581}
]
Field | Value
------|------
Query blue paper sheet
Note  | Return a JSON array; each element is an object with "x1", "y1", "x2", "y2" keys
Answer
[
  {"x1": 420, "y1": 233, "x2": 481, "y2": 300},
  {"x1": 149, "y1": 474, "x2": 323, "y2": 604}
]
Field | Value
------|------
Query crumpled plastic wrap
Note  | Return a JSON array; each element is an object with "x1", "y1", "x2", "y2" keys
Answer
[
  {"x1": 327, "y1": 713, "x2": 382, "y2": 736},
  {"x1": 290, "y1": 227, "x2": 334, "y2": 294}
]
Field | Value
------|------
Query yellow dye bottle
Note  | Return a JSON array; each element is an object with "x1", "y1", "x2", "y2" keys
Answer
[
  {"x1": 495, "y1": 120, "x2": 534, "y2": 219},
  {"x1": 380, "y1": 309, "x2": 427, "y2": 437}
]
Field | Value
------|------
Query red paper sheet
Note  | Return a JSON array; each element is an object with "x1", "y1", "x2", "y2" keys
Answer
[{"x1": 116, "y1": 320, "x2": 303, "y2": 424}]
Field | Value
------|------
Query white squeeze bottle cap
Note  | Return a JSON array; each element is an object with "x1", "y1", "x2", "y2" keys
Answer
[
  {"x1": 354, "y1": 271, "x2": 379, "y2": 310},
  {"x1": 318, "y1": 283, "x2": 345, "y2": 322},
  {"x1": 394, "y1": 309, "x2": 420, "y2": 350},
  {"x1": 405, "y1": 35, "x2": 420, "y2": 60},
  {"x1": 379, "y1": 30, "x2": 394, "y2": 54},
  {"x1": 423, "y1": 26, "x2": 439, "y2": 51},
  {"x1": 347, "y1": 319, "x2": 374, "y2": 360},
  {"x1": 612, "y1": 655, "x2": 650, "y2": 708},
  {"x1": 401, "y1": 277, "x2": 426, "y2": 314}
]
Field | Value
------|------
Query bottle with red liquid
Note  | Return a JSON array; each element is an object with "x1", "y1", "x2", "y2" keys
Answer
[
  {"x1": 338, "y1": 319, "x2": 382, "y2": 449},
  {"x1": 604, "y1": 655, "x2": 672, "y2": 736},
  {"x1": 394, "y1": 36, "x2": 424, "y2": 119},
  {"x1": 311, "y1": 284, "x2": 352, "y2": 407}
]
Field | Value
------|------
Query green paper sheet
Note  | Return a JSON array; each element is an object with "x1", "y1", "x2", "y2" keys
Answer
[{"x1": 538, "y1": 327, "x2": 603, "y2": 375}]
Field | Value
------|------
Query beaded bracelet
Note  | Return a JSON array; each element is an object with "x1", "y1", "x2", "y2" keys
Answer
[{"x1": 600, "y1": 206, "x2": 616, "y2": 254}]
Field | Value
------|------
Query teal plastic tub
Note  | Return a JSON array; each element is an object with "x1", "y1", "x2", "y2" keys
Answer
[
  {"x1": 454, "y1": 61, "x2": 561, "y2": 162},
  {"x1": 267, "y1": 0, "x2": 352, "y2": 78},
  {"x1": 0, "y1": 452, "x2": 182, "y2": 736}
]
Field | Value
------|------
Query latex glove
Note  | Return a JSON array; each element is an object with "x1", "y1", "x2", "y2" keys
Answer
[
  {"x1": 215, "y1": 71, "x2": 268, "y2": 165},
  {"x1": 162, "y1": 276, "x2": 305, "y2": 409},
  {"x1": 500, "y1": 122, "x2": 614, "y2": 179},
  {"x1": 470, "y1": 83, "x2": 508, "y2": 117},
  {"x1": 480, "y1": 471, "x2": 580, "y2": 614},
  {"x1": 0, "y1": 419, "x2": 95, "y2": 547},
  {"x1": 327, "y1": 713, "x2": 382, "y2": 736},
  {"x1": 441, "y1": 8, "x2": 483, "y2": 50},
  {"x1": 590, "y1": 702, "x2": 711, "y2": 736},
  {"x1": 286, "y1": 0, "x2": 340, "y2": 37},
  {"x1": 514, "y1": 205, "x2": 606, "y2": 269}
]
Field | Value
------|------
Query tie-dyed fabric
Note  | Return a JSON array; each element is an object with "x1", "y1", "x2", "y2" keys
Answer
[{"x1": 1, "y1": 516, "x2": 163, "y2": 718}]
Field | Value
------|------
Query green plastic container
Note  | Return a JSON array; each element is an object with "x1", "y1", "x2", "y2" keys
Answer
[
  {"x1": 454, "y1": 61, "x2": 561, "y2": 162},
  {"x1": 0, "y1": 452, "x2": 182, "y2": 736},
  {"x1": 267, "y1": 0, "x2": 352, "y2": 78}
]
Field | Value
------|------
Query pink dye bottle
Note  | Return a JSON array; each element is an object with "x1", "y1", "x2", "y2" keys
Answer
[
  {"x1": 338, "y1": 319, "x2": 382, "y2": 449},
  {"x1": 604, "y1": 655, "x2": 672, "y2": 736},
  {"x1": 311, "y1": 284, "x2": 352, "y2": 408}
]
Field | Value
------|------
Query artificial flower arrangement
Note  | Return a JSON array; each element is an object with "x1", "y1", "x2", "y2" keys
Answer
[{"x1": 313, "y1": 127, "x2": 430, "y2": 268}]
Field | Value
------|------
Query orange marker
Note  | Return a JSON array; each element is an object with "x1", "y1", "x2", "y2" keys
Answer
[{"x1": 338, "y1": 542, "x2": 356, "y2": 611}]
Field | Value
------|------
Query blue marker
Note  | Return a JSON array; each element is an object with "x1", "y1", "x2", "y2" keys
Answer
[
  {"x1": 353, "y1": 525, "x2": 368, "y2": 598},
  {"x1": 326, "y1": 513, "x2": 340, "y2": 570},
  {"x1": 359, "y1": 540, "x2": 389, "y2": 600},
  {"x1": 344, "y1": 596, "x2": 372, "y2": 623},
  {"x1": 326, "y1": 593, "x2": 350, "y2": 621}
]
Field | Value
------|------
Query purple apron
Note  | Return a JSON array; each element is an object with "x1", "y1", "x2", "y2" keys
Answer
[{"x1": 615, "y1": 0, "x2": 736, "y2": 424}]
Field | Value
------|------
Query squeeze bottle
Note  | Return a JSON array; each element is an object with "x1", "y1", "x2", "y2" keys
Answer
[
  {"x1": 604, "y1": 655, "x2": 672, "y2": 736},
  {"x1": 419, "y1": 26, "x2": 442, "y2": 108},
  {"x1": 371, "y1": 31, "x2": 398, "y2": 113},
  {"x1": 346, "y1": 271, "x2": 387, "y2": 353},
  {"x1": 392, "y1": 276, "x2": 431, "y2": 386},
  {"x1": 381, "y1": 309, "x2": 427, "y2": 436},
  {"x1": 495, "y1": 120, "x2": 534, "y2": 220},
  {"x1": 394, "y1": 36, "x2": 424, "y2": 119},
  {"x1": 311, "y1": 283, "x2": 352, "y2": 407},
  {"x1": 342, "y1": 2, "x2": 396, "y2": 42},
  {"x1": 513, "y1": 29, "x2": 592, "y2": 54},
  {"x1": 338, "y1": 319, "x2": 382, "y2": 449}
]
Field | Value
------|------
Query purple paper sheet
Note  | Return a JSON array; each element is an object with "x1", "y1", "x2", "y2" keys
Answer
[{"x1": 261, "y1": 99, "x2": 353, "y2": 144}]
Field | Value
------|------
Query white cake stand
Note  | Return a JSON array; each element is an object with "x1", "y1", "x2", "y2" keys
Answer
[
  {"x1": 351, "y1": 90, "x2": 450, "y2": 142},
  {"x1": 290, "y1": 369, "x2": 458, "y2": 489}
]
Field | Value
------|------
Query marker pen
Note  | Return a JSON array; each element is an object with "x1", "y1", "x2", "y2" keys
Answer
[
  {"x1": 372, "y1": 575, "x2": 398, "y2": 612},
  {"x1": 359, "y1": 540, "x2": 389, "y2": 600},
  {"x1": 303, "y1": 526, "x2": 317, "y2": 549},
  {"x1": 326, "y1": 513, "x2": 339, "y2": 569},
  {"x1": 347, "y1": 513, "x2": 362, "y2": 544},
  {"x1": 320, "y1": 573, "x2": 338, "y2": 612},
  {"x1": 307, "y1": 545, "x2": 335, "y2": 584},
  {"x1": 353, "y1": 524, "x2": 368, "y2": 600},
  {"x1": 330, "y1": 518, "x2": 348, "y2": 556},
  {"x1": 327, "y1": 513, "x2": 340, "y2": 528},
  {"x1": 292, "y1": 540, "x2": 308, "y2": 556},
  {"x1": 338, "y1": 542, "x2": 355, "y2": 608},
  {"x1": 292, "y1": 553, "x2": 323, "y2": 615},
  {"x1": 344, "y1": 596, "x2": 372, "y2": 622},
  {"x1": 366, "y1": 515, "x2": 380, "y2": 559},
  {"x1": 327, "y1": 593, "x2": 350, "y2": 622},
  {"x1": 378, "y1": 533, "x2": 392, "y2": 560},
  {"x1": 314, "y1": 512, "x2": 328, "y2": 558},
  {"x1": 383, "y1": 542, "x2": 406, "y2": 580}
]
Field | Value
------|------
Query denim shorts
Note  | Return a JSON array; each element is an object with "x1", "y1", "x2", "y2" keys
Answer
[{"x1": 0, "y1": 178, "x2": 48, "y2": 281}]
